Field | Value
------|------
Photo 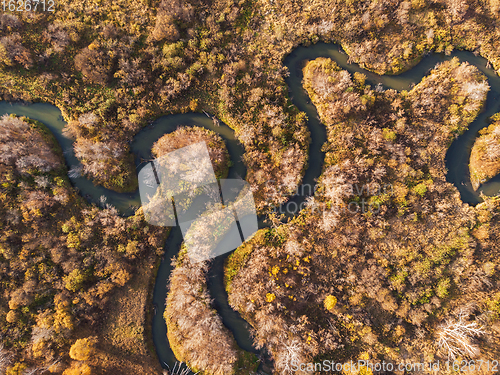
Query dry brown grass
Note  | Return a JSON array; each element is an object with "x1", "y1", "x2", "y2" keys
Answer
[{"x1": 89, "y1": 254, "x2": 162, "y2": 375}]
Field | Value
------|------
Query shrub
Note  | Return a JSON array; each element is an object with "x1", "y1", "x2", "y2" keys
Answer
[{"x1": 324, "y1": 295, "x2": 337, "y2": 311}]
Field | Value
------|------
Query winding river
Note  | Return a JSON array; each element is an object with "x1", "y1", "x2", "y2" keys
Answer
[{"x1": 2, "y1": 42, "x2": 500, "y2": 373}]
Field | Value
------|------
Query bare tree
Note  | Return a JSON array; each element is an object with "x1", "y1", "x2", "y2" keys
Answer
[
  {"x1": 23, "y1": 367, "x2": 41, "y2": 375},
  {"x1": 40, "y1": 359, "x2": 60, "y2": 374},
  {"x1": 437, "y1": 310, "x2": 485, "y2": 360},
  {"x1": 78, "y1": 112, "x2": 98, "y2": 129},
  {"x1": 0, "y1": 342, "x2": 13, "y2": 374},
  {"x1": 275, "y1": 339, "x2": 305, "y2": 375},
  {"x1": 165, "y1": 361, "x2": 199, "y2": 375}
]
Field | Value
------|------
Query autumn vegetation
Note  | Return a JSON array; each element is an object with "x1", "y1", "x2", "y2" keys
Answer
[
  {"x1": 0, "y1": 115, "x2": 167, "y2": 374},
  {"x1": 225, "y1": 57, "x2": 500, "y2": 373},
  {"x1": 3, "y1": 0, "x2": 500, "y2": 374},
  {"x1": 157, "y1": 127, "x2": 259, "y2": 373}
]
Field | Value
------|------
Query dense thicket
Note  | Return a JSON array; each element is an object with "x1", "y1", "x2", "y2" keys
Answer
[
  {"x1": 0, "y1": 116, "x2": 167, "y2": 374},
  {"x1": 225, "y1": 58, "x2": 500, "y2": 374}
]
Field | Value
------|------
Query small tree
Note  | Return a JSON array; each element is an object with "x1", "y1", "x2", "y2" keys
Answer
[
  {"x1": 69, "y1": 337, "x2": 97, "y2": 361},
  {"x1": 64, "y1": 269, "x2": 86, "y2": 292},
  {"x1": 324, "y1": 295, "x2": 337, "y2": 311},
  {"x1": 5, "y1": 362, "x2": 26, "y2": 375},
  {"x1": 62, "y1": 362, "x2": 92, "y2": 375}
]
